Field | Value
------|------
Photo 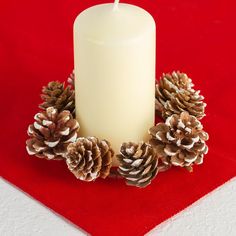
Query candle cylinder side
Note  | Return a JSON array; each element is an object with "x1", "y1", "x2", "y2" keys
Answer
[{"x1": 74, "y1": 3, "x2": 156, "y2": 166}]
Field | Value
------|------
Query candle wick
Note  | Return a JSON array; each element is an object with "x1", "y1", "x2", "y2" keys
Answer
[{"x1": 113, "y1": 0, "x2": 119, "y2": 11}]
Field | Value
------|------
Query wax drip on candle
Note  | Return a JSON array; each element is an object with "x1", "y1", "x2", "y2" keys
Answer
[{"x1": 113, "y1": 0, "x2": 119, "y2": 11}]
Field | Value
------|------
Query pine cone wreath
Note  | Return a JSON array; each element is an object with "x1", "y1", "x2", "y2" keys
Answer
[
  {"x1": 155, "y1": 71, "x2": 206, "y2": 120},
  {"x1": 66, "y1": 137, "x2": 114, "y2": 181},
  {"x1": 117, "y1": 142, "x2": 158, "y2": 188},
  {"x1": 26, "y1": 107, "x2": 79, "y2": 160},
  {"x1": 39, "y1": 80, "x2": 75, "y2": 116},
  {"x1": 149, "y1": 111, "x2": 209, "y2": 172}
]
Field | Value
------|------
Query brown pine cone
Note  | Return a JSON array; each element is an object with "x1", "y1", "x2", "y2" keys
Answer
[
  {"x1": 155, "y1": 71, "x2": 206, "y2": 120},
  {"x1": 117, "y1": 142, "x2": 158, "y2": 188},
  {"x1": 66, "y1": 137, "x2": 114, "y2": 181},
  {"x1": 26, "y1": 107, "x2": 79, "y2": 160},
  {"x1": 39, "y1": 80, "x2": 75, "y2": 116},
  {"x1": 149, "y1": 112, "x2": 209, "y2": 172}
]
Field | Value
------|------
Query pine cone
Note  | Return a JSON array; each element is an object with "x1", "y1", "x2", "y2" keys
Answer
[
  {"x1": 67, "y1": 70, "x2": 75, "y2": 87},
  {"x1": 117, "y1": 142, "x2": 158, "y2": 188},
  {"x1": 39, "y1": 80, "x2": 75, "y2": 116},
  {"x1": 149, "y1": 112, "x2": 209, "y2": 172},
  {"x1": 155, "y1": 71, "x2": 206, "y2": 120},
  {"x1": 26, "y1": 107, "x2": 79, "y2": 160},
  {"x1": 66, "y1": 137, "x2": 114, "y2": 181}
]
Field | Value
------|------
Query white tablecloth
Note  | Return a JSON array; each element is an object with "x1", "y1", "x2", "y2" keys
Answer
[{"x1": 1, "y1": 177, "x2": 236, "y2": 236}]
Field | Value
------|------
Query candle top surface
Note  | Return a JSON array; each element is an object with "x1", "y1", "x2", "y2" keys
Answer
[{"x1": 74, "y1": 3, "x2": 155, "y2": 44}]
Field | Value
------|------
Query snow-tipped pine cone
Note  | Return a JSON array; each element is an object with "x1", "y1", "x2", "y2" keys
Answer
[
  {"x1": 149, "y1": 112, "x2": 208, "y2": 171},
  {"x1": 117, "y1": 142, "x2": 158, "y2": 188},
  {"x1": 155, "y1": 71, "x2": 206, "y2": 120},
  {"x1": 39, "y1": 81, "x2": 75, "y2": 116},
  {"x1": 66, "y1": 137, "x2": 114, "y2": 181},
  {"x1": 26, "y1": 107, "x2": 79, "y2": 160}
]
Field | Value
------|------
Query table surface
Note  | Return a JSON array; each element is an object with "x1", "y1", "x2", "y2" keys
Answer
[{"x1": 1, "y1": 177, "x2": 236, "y2": 236}]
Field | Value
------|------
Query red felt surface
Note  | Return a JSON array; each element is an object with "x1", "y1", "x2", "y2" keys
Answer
[{"x1": 1, "y1": 0, "x2": 236, "y2": 235}]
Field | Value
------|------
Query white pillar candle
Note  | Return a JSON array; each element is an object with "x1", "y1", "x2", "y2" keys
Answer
[{"x1": 74, "y1": 1, "x2": 156, "y2": 166}]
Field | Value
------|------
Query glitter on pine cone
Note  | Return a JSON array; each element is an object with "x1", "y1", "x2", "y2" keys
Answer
[
  {"x1": 117, "y1": 142, "x2": 158, "y2": 188},
  {"x1": 155, "y1": 71, "x2": 206, "y2": 120},
  {"x1": 149, "y1": 112, "x2": 209, "y2": 172},
  {"x1": 39, "y1": 80, "x2": 75, "y2": 116},
  {"x1": 26, "y1": 107, "x2": 79, "y2": 160},
  {"x1": 66, "y1": 137, "x2": 114, "y2": 181}
]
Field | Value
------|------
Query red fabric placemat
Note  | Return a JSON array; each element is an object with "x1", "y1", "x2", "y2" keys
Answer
[{"x1": 1, "y1": 0, "x2": 236, "y2": 235}]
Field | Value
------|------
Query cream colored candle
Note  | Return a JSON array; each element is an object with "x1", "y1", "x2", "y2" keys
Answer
[{"x1": 74, "y1": 1, "x2": 156, "y2": 165}]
